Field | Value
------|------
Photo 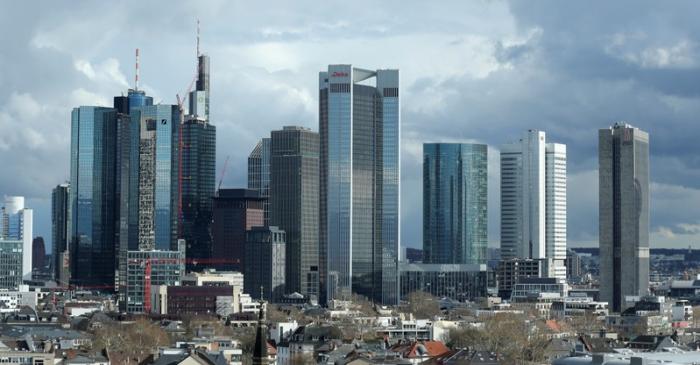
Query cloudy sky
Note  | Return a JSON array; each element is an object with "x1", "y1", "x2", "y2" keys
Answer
[{"x1": 2, "y1": 0, "x2": 700, "y2": 252}]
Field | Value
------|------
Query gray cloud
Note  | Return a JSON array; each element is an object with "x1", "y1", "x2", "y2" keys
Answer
[{"x1": 1, "y1": 1, "x2": 699, "y2": 251}]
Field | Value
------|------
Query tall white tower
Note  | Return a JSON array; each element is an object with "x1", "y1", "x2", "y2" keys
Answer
[
  {"x1": 500, "y1": 130, "x2": 566, "y2": 281},
  {"x1": 0, "y1": 196, "x2": 33, "y2": 280}
]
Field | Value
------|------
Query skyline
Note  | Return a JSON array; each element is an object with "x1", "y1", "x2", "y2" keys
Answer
[{"x1": 3, "y1": 1, "x2": 700, "y2": 251}]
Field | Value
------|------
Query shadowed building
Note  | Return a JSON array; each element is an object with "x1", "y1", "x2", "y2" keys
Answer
[
  {"x1": 599, "y1": 123, "x2": 650, "y2": 313},
  {"x1": 270, "y1": 126, "x2": 319, "y2": 298},
  {"x1": 211, "y1": 189, "x2": 264, "y2": 271},
  {"x1": 244, "y1": 226, "x2": 286, "y2": 302}
]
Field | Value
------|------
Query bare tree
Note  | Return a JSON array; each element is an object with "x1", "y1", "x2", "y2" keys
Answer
[{"x1": 405, "y1": 291, "x2": 441, "y2": 319}]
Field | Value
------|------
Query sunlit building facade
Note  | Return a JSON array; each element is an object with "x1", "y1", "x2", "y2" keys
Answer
[{"x1": 319, "y1": 65, "x2": 400, "y2": 305}]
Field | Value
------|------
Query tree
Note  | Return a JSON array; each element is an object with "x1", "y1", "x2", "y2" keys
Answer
[
  {"x1": 350, "y1": 294, "x2": 376, "y2": 316},
  {"x1": 405, "y1": 291, "x2": 441, "y2": 319},
  {"x1": 92, "y1": 318, "x2": 170, "y2": 365},
  {"x1": 447, "y1": 313, "x2": 550, "y2": 364}
]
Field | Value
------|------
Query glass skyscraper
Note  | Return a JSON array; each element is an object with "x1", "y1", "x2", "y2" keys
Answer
[
  {"x1": 70, "y1": 106, "x2": 118, "y2": 287},
  {"x1": 0, "y1": 196, "x2": 33, "y2": 282},
  {"x1": 52, "y1": 183, "x2": 70, "y2": 283},
  {"x1": 319, "y1": 65, "x2": 400, "y2": 305},
  {"x1": 248, "y1": 138, "x2": 271, "y2": 226},
  {"x1": 599, "y1": 123, "x2": 649, "y2": 312},
  {"x1": 128, "y1": 104, "x2": 181, "y2": 251},
  {"x1": 423, "y1": 143, "x2": 487, "y2": 265},
  {"x1": 270, "y1": 126, "x2": 319, "y2": 298}
]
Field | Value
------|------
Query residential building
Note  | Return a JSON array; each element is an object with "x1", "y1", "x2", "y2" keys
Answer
[
  {"x1": 51, "y1": 183, "x2": 70, "y2": 283},
  {"x1": 122, "y1": 239, "x2": 186, "y2": 313},
  {"x1": 423, "y1": 143, "x2": 487, "y2": 265},
  {"x1": 551, "y1": 294, "x2": 609, "y2": 319},
  {"x1": 399, "y1": 263, "x2": 488, "y2": 302},
  {"x1": 69, "y1": 106, "x2": 118, "y2": 287},
  {"x1": 319, "y1": 65, "x2": 400, "y2": 305},
  {"x1": 496, "y1": 258, "x2": 550, "y2": 299},
  {"x1": 248, "y1": 138, "x2": 271, "y2": 226},
  {"x1": 211, "y1": 189, "x2": 264, "y2": 272},
  {"x1": 270, "y1": 126, "x2": 319, "y2": 298},
  {"x1": 500, "y1": 130, "x2": 566, "y2": 280},
  {"x1": 599, "y1": 123, "x2": 650, "y2": 312},
  {"x1": 0, "y1": 196, "x2": 33, "y2": 281},
  {"x1": 244, "y1": 226, "x2": 286, "y2": 302}
]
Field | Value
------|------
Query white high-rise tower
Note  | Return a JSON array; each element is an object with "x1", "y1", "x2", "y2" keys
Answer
[
  {"x1": 500, "y1": 130, "x2": 566, "y2": 281},
  {"x1": 0, "y1": 196, "x2": 33, "y2": 280}
]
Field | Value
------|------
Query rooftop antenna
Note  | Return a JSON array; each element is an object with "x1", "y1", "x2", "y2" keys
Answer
[
  {"x1": 135, "y1": 48, "x2": 140, "y2": 91},
  {"x1": 196, "y1": 19, "x2": 200, "y2": 58}
]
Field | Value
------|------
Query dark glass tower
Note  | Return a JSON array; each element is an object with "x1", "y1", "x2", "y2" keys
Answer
[
  {"x1": 211, "y1": 189, "x2": 265, "y2": 272},
  {"x1": 182, "y1": 52, "x2": 216, "y2": 270},
  {"x1": 51, "y1": 183, "x2": 70, "y2": 282},
  {"x1": 270, "y1": 126, "x2": 319, "y2": 298},
  {"x1": 69, "y1": 106, "x2": 118, "y2": 287},
  {"x1": 319, "y1": 65, "x2": 400, "y2": 305},
  {"x1": 182, "y1": 117, "x2": 216, "y2": 270},
  {"x1": 423, "y1": 143, "x2": 487, "y2": 265},
  {"x1": 599, "y1": 123, "x2": 650, "y2": 312}
]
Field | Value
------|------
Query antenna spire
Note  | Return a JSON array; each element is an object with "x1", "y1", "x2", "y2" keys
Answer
[
  {"x1": 135, "y1": 48, "x2": 140, "y2": 91},
  {"x1": 196, "y1": 19, "x2": 200, "y2": 58}
]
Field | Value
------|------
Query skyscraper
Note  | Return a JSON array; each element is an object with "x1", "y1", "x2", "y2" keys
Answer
[
  {"x1": 599, "y1": 122, "x2": 649, "y2": 312},
  {"x1": 181, "y1": 51, "x2": 215, "y2": 268},
  {"x1": 500, "y1": 130, "x2": 566, "y2": 281},
  {"x1": 319, "y1": 65, "x2": 400, "y2": 305},
  {"x1": 128, "y1": 104, "x2": 181, "y2": 251},
  {"x1": 0, "y1": 196, "x2": 33, "y2": 280},
  {"x1": 31, "y1": 237, "x2": 46, "y2": 272},
  {"x1": 211, "y1": 189, "x2": 265, "y2": 272},
  {"x1": 69, "y1": 106, "x2": 118, "y2": 287},
  {"x1": 181, "y1": 117, "x2": 216, "y2": 270},
  {"x1": 423, "y1": 143, "x2": 487, "y2": 265},
  {"x1": 51, "y1": 183, "x2": 70, "y2": 282},
  {"x1": 270, "y1": 126, "x2": 319, "y2": 298},
  {"x1": 244, "y1": 226, "x2": 286, "y2": 302},
  {"x1": 248, "y1": 138, "x2": 271, "y2": 226}
]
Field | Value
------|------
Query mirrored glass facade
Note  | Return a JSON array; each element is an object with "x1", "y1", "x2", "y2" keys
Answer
[
  {"x1": 319, "y1": 65, "x2": 400, "y2": 305},
  {"x1": 423, "y1": 143, "x2": 487, "y2": 266},
  {"x1": 69, "y1": 106, "x2": 117, "y2": 287}
]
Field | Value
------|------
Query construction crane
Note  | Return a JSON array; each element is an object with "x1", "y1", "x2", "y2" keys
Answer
[{"x1": 217, "y1": 155, "x2": 230, "y2": 192}]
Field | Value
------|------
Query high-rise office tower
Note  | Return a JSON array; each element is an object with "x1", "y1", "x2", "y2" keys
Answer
[
  {"x1": 248, "y1": 138, "x2": 271, "y2": 226},
  {"x1": 70, "y1": 106, "x2": 118, "y2": 287},
  {"x1": 270, "y1": 126, "x2": 319, "y2": 298},
  {"x1": 500, "y1": 130, "x2": 566, "y2": 281},
  {"x1": 244, "y1": 226, "x2": 286, "y2": 302},
  {"x1": 181, "y1": 116, "x2": 216, "y2": 270},
  {"x1": 319, "y1": 65, "x2": 400, "y2": 305},
  {"x1": 128, "y1": 104, "x2": 181, "y2": 251},
  {"x1": 182, "y1": 50, "x2": 215, "y2": 270},
  {"x1": 599, "y1": 123, "x2": 649, "y2": 312},
  {"x1": 0, "y1": 196, "x2": 33, "y2": 280},
  {"x1": 51, "y1": 183, "x2": 70, "y2": 282},
  {"x1": 190, "y1": 54, "x2": 210, "y2": 121},
  {"x1": 423, "y1": 143, "x2": 488, "y2": 265},
  {"x1": 211, "y1": 189, "x2": 265, "y2": 272},
  {"x1": 32, "y1": 237, "x2": 46, "y2": 272}
]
